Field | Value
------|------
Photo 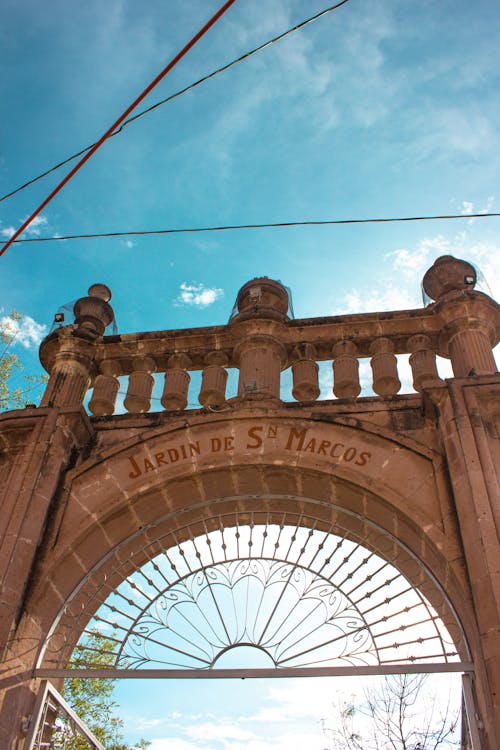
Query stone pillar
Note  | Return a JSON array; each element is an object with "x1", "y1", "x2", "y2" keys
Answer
[
  {"x1": 199, "y1": 352, "x2": 228, "y2": 407},
  {"x1": 332, "y1": 340, "x2": 360, "y2": 399},
  {"x1": 292, "y1": 344, "x2": 320, "y2": 402},
  {"x1": 39, "y1": 328, "x2": 95, "y2": 408},
  {"x1": 431, "y1": 379, "x2": 500, "y2": 750},
  {"x1": 408, "y1": 334, "x2": 441, "y2": 392},
  {"x1": 370, "y1": 337, "x2": 401, "y2": 397},
  {"x1": 423, "y1": 255, "x2": 499, "y2": 377},
  {"x1": 161, "y1": 354, "x2": 191, "y2": 411},
  {"x1": 230, "y1": 278, "x2": 289, "y2": 401},
  {"x1": 234, "y1": 334, "x2": 286, "y2": 398},
  {"x1": 448, "y1": 326, "x2": 497, "y2": 377},
  {"x1": 124, "y1": 357, "x2": 155, "y2": 413},
  {"x1": 88, "y1": 361, "x2": 120, "y2": 416},
  {"x1": 0, "y1": 407, "x2": 94, "y2": 748},
  {"x1": 40, "y1": 284, "x2": 114, "y2": 409}
]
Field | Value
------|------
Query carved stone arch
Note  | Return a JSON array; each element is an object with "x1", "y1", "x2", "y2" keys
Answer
[{"x1": 18, "y1": 411, "x2": 476, "y2": 678}]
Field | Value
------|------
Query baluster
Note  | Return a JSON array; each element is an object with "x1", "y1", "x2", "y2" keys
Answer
[
  {"x1": 408, "y1": 335, "x2": 441, "y2": 391},
  {"x1": 292, "y1": 344, "x2": 320, "y2": 402},
  {"x1": 88, "y1": 361, "x2": 120, "y2": 416},
  {"x1": 332, "y1": 341, "x2": 361, "y2": 399},
  {"x1": 124, "y1": 357, "x2": 155, "y2": 413},
  {"x1": 199, "y1": 352, "x2": 228, "y2": 407},
  {"x1": 370, "y1": 338, "x2": 401, "y2": 396},
  {"x1": 161, "y1": 354, "x2": 191, "y2": 410}
]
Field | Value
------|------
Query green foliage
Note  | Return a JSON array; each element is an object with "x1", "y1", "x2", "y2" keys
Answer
[
  {"x1": 0, "y1": 311, "x2": 47, "y2": 411},
  {"x1": 56, "y1": 633, "x2": 149, "y2": 750}
]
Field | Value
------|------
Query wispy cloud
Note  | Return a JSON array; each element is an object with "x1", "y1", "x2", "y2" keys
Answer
[
  {"x1": 459, "y1": 195, "x2": 495, "y2": 224},
  {"x1": 186, "y1": 721, "x2": 256, "y2": 743},
  {"x1": 341, "y1": 285, "x2": 418, "y2": 314},
  {"x1": 23, "y1": 213, "x2": 48, "y2": 236},
  {"x1": 0, "y1": 313, "x2": 47, "y2": 348},
  {"x1": 0, "y1": 225, "x2": 16, "y2": 239},
  {"x1": 175, "y1": 283, "x2": 224, "y2": 308},
  {"x1": 413, "y1": 108, "x2": 497, "y2": 160},
  {"x1": 1, "y1": 213, "x2": 49, "y2": 239}
]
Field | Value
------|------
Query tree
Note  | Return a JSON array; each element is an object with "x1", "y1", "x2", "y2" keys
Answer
[
  {"x1": 323, "y1": 674, "x2": 460, "y2": 750},
  {"x1": 55, "y1": 633, "x2": 150, "y2": 750},
  {"x1": 0, "y1": 311, "x2": 47, "y2": 411}
]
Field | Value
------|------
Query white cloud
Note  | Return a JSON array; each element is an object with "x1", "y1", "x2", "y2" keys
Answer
[
  {"x1": 0, "y1": 225, "x2": 16, "y2": 239},
  {"x1": 149, "y1": 732, "x2": 326, "y2": 750},
  {"x1": 149, "y1": 740, "x2": 201, "y2": 750},
  {"x1": 413, "y1": 108, "x2": 496, "y2": 159},
  {"x1": 340, "y1": 285, "x2": 418, "y2": 315},
  {"x1": 23, "y1": 213, "x2": 48, "y2": 236},
  {"x1": 1, "y1": 213, "x2": 49, "y2": 240},
  {"x1": 175, "y1": 283, "x2": 224, "y2": 308},
  {"x1": 459, "y1": 196, "x2": 495, "y2": 224},
  {"x1": 186, "y1": 722, "x2": 256, "y2": 742},
  {"x1": 387, "y1": 236, "x2": 451, "y2": 277},
  {"x1": 0, "y1": 314, "x2": 47, "y2": 348}
]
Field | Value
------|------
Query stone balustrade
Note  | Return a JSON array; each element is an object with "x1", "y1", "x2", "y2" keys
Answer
[{"x1": 38, "y1": 256, "x2": 500, "y2": 416}]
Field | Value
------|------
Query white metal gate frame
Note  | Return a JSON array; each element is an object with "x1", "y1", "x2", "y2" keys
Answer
[{"x1": 24, "y1": 680, "x2": 104, "y2": 750}]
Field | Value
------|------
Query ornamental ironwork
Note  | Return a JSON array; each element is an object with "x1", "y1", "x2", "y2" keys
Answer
[{"x1": 63, "y1": 524, "x2": 458, "y2": 672}]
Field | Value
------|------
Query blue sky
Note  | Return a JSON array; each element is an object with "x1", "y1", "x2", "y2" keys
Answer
[{"x1": 1, "y1": 0, "x2": 499, "y2": 745}]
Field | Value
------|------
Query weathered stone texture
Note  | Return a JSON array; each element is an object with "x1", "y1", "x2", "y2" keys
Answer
[{"x1": 1, "y1": 259, "x2": 499, "y2": 749}]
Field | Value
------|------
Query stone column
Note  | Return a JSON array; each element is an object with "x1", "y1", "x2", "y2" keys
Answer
[
  {"x1": 0, "y1": 411, "x2": 94, "y2": 749},
  {"x1": 230, "y1": 278, "x2": 289, "y2": 401},
  {"x1": 332, "y1": 340, "x2": 361, "y2": 399},
  {"x1": 423, "y1": 255, "x2": 499, "y2": 377},
  {"x1": 234, "y1": 334, "x2": 286, "y2": 398},
  {"x1": 40, "y1": 284, "x2": 114, "y2": 409},
  {"x1": 39, "y1": 328, "x2": 95, "y2": 408},
  {"x1": 431, "y1": 379, "x2": 500, "y2": 750}
]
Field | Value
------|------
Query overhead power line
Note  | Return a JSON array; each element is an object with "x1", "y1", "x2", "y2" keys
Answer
[
  {"x1": 6, "y1": 211, "x2": 500, "y2": 245},
  {"x1": 0, "y1": 0, "x2": 351, "y2": 205},
  {"x1": 0, "y1": 0, "x2": 239, "y2": 258}
]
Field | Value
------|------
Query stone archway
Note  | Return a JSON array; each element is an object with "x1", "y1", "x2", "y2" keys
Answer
[
  {"x1": 3, "y1": 412, "x2": 476, "y2": 703},
  {"x1": 1, "y1": 411, "x2": 480, "y2": 747},
  {"x1": 24, "y1": 411, "x2": 472, "y2": 668},
  {"x1": 1, "y1": 256, "x2": 499, "y2": 749}
]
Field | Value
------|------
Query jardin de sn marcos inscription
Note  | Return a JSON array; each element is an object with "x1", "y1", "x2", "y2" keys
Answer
[{"x1": 126, "y1": 422, "x2": 373, "y2": 479}]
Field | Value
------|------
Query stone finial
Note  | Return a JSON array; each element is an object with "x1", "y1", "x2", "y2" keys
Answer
[
  {"x1": 231, "y1": 278, "x2": 290, "y2": 323},
  {"x1": 422, "y1": 255, "x2": 476, "y2": 302},
  {"x1": 73, "y1": 284, "x2": 114, "y2": 336}
]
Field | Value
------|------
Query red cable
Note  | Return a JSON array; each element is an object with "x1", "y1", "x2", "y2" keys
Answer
[{"x1": 0, "y1": 0, "x2": 238, "y2": 258}]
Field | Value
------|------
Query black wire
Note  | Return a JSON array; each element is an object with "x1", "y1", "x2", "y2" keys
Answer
[
  {"x1": 6, "y1": 211, "x2": 500, "y2": 245},
  {"x1": 0, "y1": 0, "x2": 351, "y2": 204}
]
